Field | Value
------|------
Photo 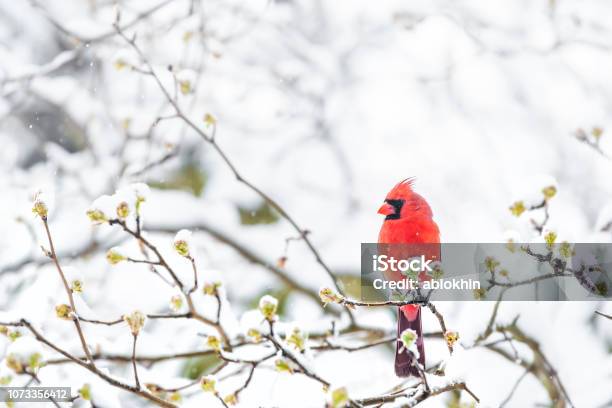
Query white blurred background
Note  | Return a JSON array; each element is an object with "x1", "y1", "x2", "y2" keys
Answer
[{"x1": 1, "y1": 0, "x2": 611, "y2": 407}]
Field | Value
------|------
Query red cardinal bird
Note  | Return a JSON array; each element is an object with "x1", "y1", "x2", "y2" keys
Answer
[{"x1": 377, "y1": 178, "x2": 440, "y2": 377}]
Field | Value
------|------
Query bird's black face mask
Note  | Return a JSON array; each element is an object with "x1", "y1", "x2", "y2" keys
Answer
[{"x1": 384, "y1": 199, "x2": 404, "y2": 220}]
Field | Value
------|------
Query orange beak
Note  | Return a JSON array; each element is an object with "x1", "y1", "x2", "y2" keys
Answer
[{"x1": 377, "y1": 202, "x2": 395, "y2": 216}]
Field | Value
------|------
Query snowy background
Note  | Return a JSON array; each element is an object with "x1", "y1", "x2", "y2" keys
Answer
[{"x1": 1, "y1": 0, "x2": 611, "y2": 407}]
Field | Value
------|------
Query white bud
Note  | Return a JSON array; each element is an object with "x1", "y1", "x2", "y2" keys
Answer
[
  {"x1": 5, "y1": 337, "x2": 44, "y2": 373},
  {"x1": 64, "y1": 267, "x2": 84, "y2": 293},
  {"x1": 128, "y1": 183, "x2": 150, "y2": 215},
  {"x1": 112, "y1": 49, "x2": 137, "y2": 70},
  {"x1": 106, "y1": 247, "x2": 128, "y2": 265},
  {"x1": 87, "y1": 195, "x2": 115, "y2": 224},
  {"x1": 399, "y1": 328, "x2": 419, "y2": 360},
  {"x1": 400, "y1": 328, "x2": 418, "y2": 349},
  {"x1": 31, "y1": 189, "x2": 54, "y2": 219},
  {"x1": 200, "y1": 375, "x2": 216, "y2": 392},
  {"x1": 169, "y1": 294, "x2": 183, "y2": 312},
  {"x1": 173, "y1": 229, "x2": 193, "y2": 257},
  {"x1": 258, "y1": 295, "x2": 278, "y2": 320},
  {"x1": 112, "y1": 190, "x2": 134, "y2": 220},
  {"x1": 176, "y1": 70, "x2": 196, "y2": 95},
  {"x1": 124, "y1": 310, "x2": 146, "y2": 336}
]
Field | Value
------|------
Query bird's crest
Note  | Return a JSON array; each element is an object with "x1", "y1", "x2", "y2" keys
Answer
[{"x1": 386, "y1": 177, "x2": 416, "y2": 200}]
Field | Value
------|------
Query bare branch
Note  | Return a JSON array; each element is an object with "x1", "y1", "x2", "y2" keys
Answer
[
  {"x1": 131, "y1": 334, "x2": 141, "y2": 389},
  {"x1": 595, "y1": 310, "x2": 612, "y2": 320},
  {"x1": 113, "y1": 26, "x2": 354, "y2": 325},
  {"x1": 41, "y1": 218, "x2": 95, "y2": 366}
]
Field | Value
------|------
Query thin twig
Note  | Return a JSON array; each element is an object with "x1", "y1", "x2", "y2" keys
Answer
[
  {"x1": 188, "y1": 256, "x2": 198, "y2": 294},
  {"x1": 79, "y1": 312, "x2": 191, "y2": 326},
  {"x1": 41, "y1": 219, "x2": 95, "y2": 366},
  {"x1": 356, "y1": 381, "x2": 479, "y2": 406},
  {"x1": 426, "y1": 302, "x2": 453, "y2": 354},
  {"x1": 499, "y1": 368, "x2": 529, "y2": 408},
  {"x1": 132, "y1": 334, "x2": 141, "y2": 389}
]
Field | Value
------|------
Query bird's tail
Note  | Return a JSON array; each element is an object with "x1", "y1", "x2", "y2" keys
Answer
[{"x1": 395, "y1": 306, "x2": 425, "y2": 377}]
